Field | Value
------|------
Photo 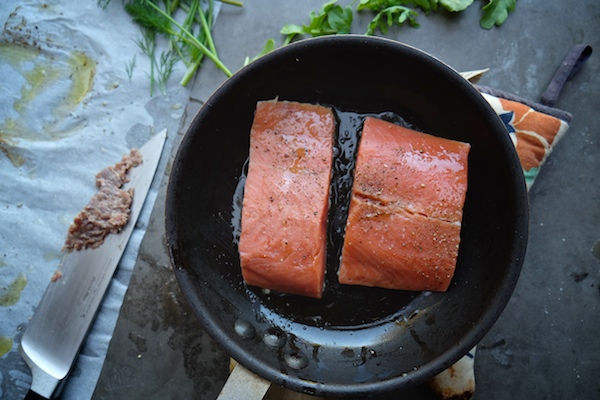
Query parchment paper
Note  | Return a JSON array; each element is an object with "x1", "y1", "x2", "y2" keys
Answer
[{"x1": 0, "y1": 1, "x2": 219, "y2": 398}]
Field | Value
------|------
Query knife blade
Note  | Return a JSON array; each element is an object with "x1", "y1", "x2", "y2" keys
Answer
[{"x1": 19, "y1": 129, "x2": 167, "y2": 399}]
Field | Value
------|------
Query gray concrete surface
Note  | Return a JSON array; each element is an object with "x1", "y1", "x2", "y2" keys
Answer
[{"x1": 92, "y1": 1, "x2": 600, "y2": 399}]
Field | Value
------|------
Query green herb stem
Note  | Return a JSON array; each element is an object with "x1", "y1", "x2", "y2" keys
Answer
[
  {"x1": 220, "y1": 0, "x2": 244, "y2": 7},
  {"x1": 144, "y1": 0, "x2": 232, "y2": 77},
  {"x1": 169, "y1": 0, "x2": 181, "y2": 14},
  {"x1": 197, "y1": 0, "x2": 218, "y2": 55},
  {"x1": 134, "y1": 32, "x2": 157, "y2": 96},
  {"x1": 181, "y1": 54, "x2": 204, "y2": 86}
]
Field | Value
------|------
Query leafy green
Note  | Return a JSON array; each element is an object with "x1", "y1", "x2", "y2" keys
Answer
[
  {"x1": 480, "y1": 0, "x2": 516, "y2": 29},
  {"x1": 359, "y1": 0, "x2": 414, "y2": 11},
  {"x1": 279, "y1": 24, "x2": 304, "y2": 44},
  {"x1": 357, "y1": 0, "x2": 474, "y2": 34},
  {"x1": 358, "y1": 0, "x2": 512, "y2": 31},
  {"x1": 366, "y1": 6, "x2": 419, "y2": 35},
  {"x1": 246, "y1": 0, "x2": 515, "y2": 67},
  {"x1": 439, "y1": 0, "x2": 473, "y2": 12},
  {"x1": 246, "y1": 1, "x2": 353, "y2": 64},
  {"x1": 358, "y1": 0, "x2": 472, "y2": 13},
  {"x1": 358, "y1": 0, "x2": 435, "y2": 14},
  {"x1": 281, "y1": 0, "x2": 353, "y2": 44},
  {"x1": 244, "y1": 39, "x2": 276, "y2": 66},
  {"x1": 409, "y1": 0, "x2": 439, "y2": 13}
]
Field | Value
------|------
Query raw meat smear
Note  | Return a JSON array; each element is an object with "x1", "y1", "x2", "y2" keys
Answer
[{"x1": 63, "y1": 149, "x2": 142, "y2": 252}]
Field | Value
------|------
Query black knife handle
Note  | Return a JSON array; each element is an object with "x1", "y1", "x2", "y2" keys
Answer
[{"x1": 25, "y1": 389, "x2": 52, "y2": 400}]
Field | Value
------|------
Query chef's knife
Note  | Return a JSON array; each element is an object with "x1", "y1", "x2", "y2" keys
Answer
[{"x1": 19, "y1": 129, "x2": 167, "y2": 399}]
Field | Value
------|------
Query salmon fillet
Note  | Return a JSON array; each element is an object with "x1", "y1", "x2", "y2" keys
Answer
[
  {"x1": 338, "y1": 117, "x2": 470, "y2": 292},
  {"x1": 239, "y1": 100, "x2": 335, "y2": 298}
]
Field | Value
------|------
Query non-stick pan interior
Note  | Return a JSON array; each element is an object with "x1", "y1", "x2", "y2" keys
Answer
[{"x1": 166, "y1": 36, "x2": 528, "y2": 397}]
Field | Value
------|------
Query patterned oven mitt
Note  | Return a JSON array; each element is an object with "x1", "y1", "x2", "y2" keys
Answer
[
  {"x1": 427, "y1": 43, "x2": 592, "y2": 399},
  {"x1": 479, "y1": 88, "x2": 570, "y2": 189},
  {"x1": 479, "y1": 44, "x2": 592, "y2": 189}
]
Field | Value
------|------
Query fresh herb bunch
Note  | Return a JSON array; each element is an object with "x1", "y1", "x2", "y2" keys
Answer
[
  {"x1": 248, "y1": 0, "x2": 516, "y2": 63},
  {"x1": 100, "y1": 0, "x2": 242, "y2": 96},
  {"x1": 360, "y1": 4, "x2": 419, "y2": 35},
  {"x1": 358, "y1": 0, "x2": 516, "y2": 31}
]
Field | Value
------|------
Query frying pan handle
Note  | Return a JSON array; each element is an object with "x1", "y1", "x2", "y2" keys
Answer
[{"x1": 217, "y1": 362, "x2": 271, "y2": 400}]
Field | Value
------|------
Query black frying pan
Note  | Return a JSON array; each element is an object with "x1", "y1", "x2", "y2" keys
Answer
[{"x1": 165, "y1": 36, "x2": 528, "y2": 398}]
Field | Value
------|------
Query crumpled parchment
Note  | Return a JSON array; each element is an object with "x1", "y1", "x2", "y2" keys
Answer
[{"x1": 0, "y1": 1, "x2": 217, "y2": 398}]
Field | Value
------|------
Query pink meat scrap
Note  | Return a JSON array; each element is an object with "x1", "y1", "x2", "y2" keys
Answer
[{"x1": 63, "y1": 149, "x2": 143, "y2": 252}]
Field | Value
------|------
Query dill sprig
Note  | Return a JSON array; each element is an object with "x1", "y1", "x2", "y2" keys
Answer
[
  {"x1": 133, "y1": 30, "x2": 160, "y2": 96},
  {"x1": 101, "y1": 0, "x2": 242, "y2": 95},
  {"x1": 141, "y1": 0, "x2": 232, "y2": 76},
  {"x1": 125, "y1": 55, "x2": 137, "y2": 82}
]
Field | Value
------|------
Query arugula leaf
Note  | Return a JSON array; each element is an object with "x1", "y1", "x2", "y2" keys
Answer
[
  {"x1": 413, "y1": 0, "x2": 438, "y2": 13},
  {"x1": 359, "y1": 0, "x2": 471, "y2": 13},
  {"x1": 438, "y1": 0, "x2": 473, "y2": 12},
  {"x1": 280, "y1": 24, "x2": 304, "y2": 45},
  {"x1": 358, "y1": 0, "x2": 436, "y2": 13},
  {"x1": 280, "y1": 24, "x2": 305, "y2": 36},
  {"x1": 358, "y1": 0, "x2": 426, "y2": 33},
  {"x1": 281, "y1": 0, "x2": 353, "y2": 44},
  {"x1": 357, "y1": 0, "x2": 396, "y2": 11},
  {"x1": 323, "y1": 3, "x2": 353, "y2": 33},
  {"x1": 244, "y1": 39, "x2": 276, "y2": 66},
  {"x1": 366, "y1": 5, "x2": 419, "y2": 35},
  {"x1": 480, "y1": 0, "x2": 516, "y2": 29}
]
